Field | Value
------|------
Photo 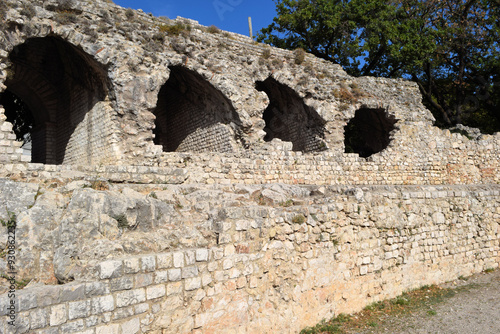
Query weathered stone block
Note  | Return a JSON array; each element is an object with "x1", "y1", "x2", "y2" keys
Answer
[
  {"x1": 85, "y1": 282, "x2": 110, "y2": 297},
  {"x1": 17, "y1": 292, "x2": 37, "y2": 311},
  {"x1": 155, "y1": 270, "x2": 169, "y2": 283},
  {"x1": 156, "y1": 253, "x2": 173, "y2": 269},
  {"x1": 115, "y1": 289, "x2": 146, "y2": 308},
  {"x1": 110, "y1": 276, "x2": 134, "y2": 291},
  {"x1": 121, "y1": 318, "x2": 140, "y2": 334},
  {"x1": 29, "y1": 307, "x2": 48, "y2": 329},
  {"x1": 123, "y1": 257, "x2": 141, "y2": 274},
  {"x1": 185, "y1": 277, "x2": 202, "y2": 291},
  {"x1": 135, "y1": 273, "x2": 153, "y2": 288},
  {"x1": 173, "y1": 252, "x2": 184, "y2": 268},
  {"x1": 146, "y1": 285, "x2": 166, "y2": 300},
  {"x1": 98, "y1": 260, "x2": 123, "y2": 279},
  {"x1": 91, "y1": 295, "x2": 115, "y2": 314},
  {"x1": 50, "y1": 303, "x2": 67, "y2": 326},
  {"x1": 60, "y1": 319, "x2": 85, "y2": 333},
  {"x1": 96, "y1": 323, "x2": 120, "y2": 334},
  {"x1": 168, "y1": 268, "x2": 182, "y2": 282},
  {"x1": 195, "y1": 249, "x2": 209, "y2": 262},
  {"x1": 141, "y1": 255, "x2": 156, "y2": 272},
  {"x1": 68, "y1": 300, "x2": 90, "y2": 320},
  {"x1": 182, "y1": 266, "x2": 199, "y2": 279}
]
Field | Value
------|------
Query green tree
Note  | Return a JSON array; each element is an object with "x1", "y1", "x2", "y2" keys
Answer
[{"x1": 258, "y1": 0, "x2": 500, "y2": 133}]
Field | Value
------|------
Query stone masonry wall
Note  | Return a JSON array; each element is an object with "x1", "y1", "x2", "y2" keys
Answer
[{"x1": 0, "y1": 183, "x2": 498, "y2": 333}]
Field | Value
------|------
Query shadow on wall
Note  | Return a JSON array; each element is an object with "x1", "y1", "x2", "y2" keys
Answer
[
  {"x1": 153, "y1": 66, "x2": 244, "y2": 153},
  {"x1": 255, "y1": 77, "x2": 327, "y2": 152},
  {"x1": 0, "y1": 36, "x2": 110, "y2": 165},
  {"x1": 344, "y1": 107, "x2": 398, "y2": 158}
]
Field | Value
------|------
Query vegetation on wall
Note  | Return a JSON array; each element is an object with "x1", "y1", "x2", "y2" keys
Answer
[{"x1": 257, "y1": 0, "x2": 500, "y2": 134}]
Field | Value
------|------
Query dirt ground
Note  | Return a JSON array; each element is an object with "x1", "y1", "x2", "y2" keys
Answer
[{"x1": 351, "y1": 269, "x2": 500, "y2": 334}]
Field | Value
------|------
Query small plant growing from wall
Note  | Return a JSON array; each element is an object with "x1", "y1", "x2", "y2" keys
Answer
[
  {"x1": 261, "y1": 47, "x2": 271, "y2": 59},
  {"x1": 160, "y1": 22, "x2": 191, "y2": 36},
  {"x1": 294, "y1": 48, "x2": 306, "y2": 65},
  {"x1": 54, "y1": 11, "x2": 78, "y2": 24},
  {"x1": 0, "y1": 211, "x2": 17, "y2": 229},
  {"x1": 292, "y1": 214, "x2": 305, "y2": 224},
  {"x1": 113, "y1": 214, "x2": 129, "y2": 229},
  {"x1": 206, "y1": 25, "x2": 220, "y2": 34},
  {"x1": 125, "y1": 8, "x2": 135, "y2": 19}
]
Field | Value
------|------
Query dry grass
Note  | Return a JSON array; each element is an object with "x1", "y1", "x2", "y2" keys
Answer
[{"x1": 300, "y1": 284, "x2": 462, "y2": 334}]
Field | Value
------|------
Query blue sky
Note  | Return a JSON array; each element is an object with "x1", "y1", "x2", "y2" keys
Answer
[{"x1": 113, "y1": 0, "x2": 278, "y2": 37}]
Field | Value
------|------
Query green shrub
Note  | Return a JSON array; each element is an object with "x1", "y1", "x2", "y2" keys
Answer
[
  {"x1": 206, "y1": 25, "x2": 220, "y2": 34},
  {"x1": 55, "y1": 11, "x2": 78, "y2": 24},
  {"x1": 159, "y1": 22, "x2": 191, "y2": 36},
  {"x1": 97, "y1": 22, "x2": 109, "y2": 33},
  {"x1": 0, "y1": 211, "x2": 17, "y2": 229},
  {"x1": 294, "y1": 48, "x2": 306, "y2": 65},
  {"x1": 114, "y1": 214, "x2": 129, "y2": 229},
  {"x1": 125, "y1": 8, "x2": 134, "y2": 19},
  {"x1": 261, "y1": 48, "x2": 271, "y2": 59},
  {"x1": 292, "y1": 214, "x2": 305, "y2": 224}
]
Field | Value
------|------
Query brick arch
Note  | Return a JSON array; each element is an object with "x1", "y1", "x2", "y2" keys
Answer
[
  {"x1": 255, "y1": 77, "x2": 327, "y2": 152},
  {"x1": 1, "y1": 36, "x2": 113, "y2": 164},
  {"x1": 153, "y1": 65, "x2": 243, "y2": 153}
]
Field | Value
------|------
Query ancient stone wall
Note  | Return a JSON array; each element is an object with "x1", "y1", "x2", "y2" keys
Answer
[{"x1": 0, "y1": 182, "x2": 498, "y2": 333}]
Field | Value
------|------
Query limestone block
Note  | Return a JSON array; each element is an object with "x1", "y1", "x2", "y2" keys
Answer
[
  {"x1": 60, "y1": 319, "x2": 85, "y2": 333},
  {"x1": 30, "y1": 307, "x2": 48, "y2": 329},
  {"x1": 115, "y1": 289, "x2": 146, "y2": 308},
  {"x1": 173, "y1": 252, "x2": 184, "y2": 268},
  {"x1": 141, "y1": 255, "x2": 156, "y2": 272},
  {"x1": 91, "y1": 295, "x2": 115, "y2": 314},
  {"x1": 121, "y1": 317, "x2": 140, "y2": 334},
  {"x1": 156, "y1": 253, "x2": 173, "y2": 269},
  {"x1": 146, "y1": 285, "x2": 166, "y2": 300},
  {"x1": 123, "y1": 257, "x2": 141, "y2": 274},
  {"x1": 98, "y1": 260, "x2": 123, "y2": 279},
  {"x1": 68, "y1": 300, "x2": 90, "y2": 320},
  {"x1": 195, "y1": 249, "x2": 209, "y2": 262},
  {"x1": 185, "y1": 277, "x2": 202, "y2": 291},
  {"x1": 110, "y1": 276, "x2": 134, "y2": 291},
  {"x1": 96, "y1": 323, "x2": 120, "y2": 334},
  {"x1": 50, "y1": 304, "x2": 67, "y2": 326},
  {"x1": 168, "y1": 268, "x2": 182, "y2": 282}
]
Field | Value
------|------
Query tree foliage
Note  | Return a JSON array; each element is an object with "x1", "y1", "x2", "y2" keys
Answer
[
  {"x1": 258, "y1": 0, "x2": 500, "y2": 133},
  {"x1": 0, "y1": 90, "x2": 34, "y2": 144}
]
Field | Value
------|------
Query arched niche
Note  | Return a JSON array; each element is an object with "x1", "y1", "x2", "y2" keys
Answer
[
  {"x1": 0, "y1": 36, "x2": 112, "y2": 164},
  {"x1": 153, "y1": 66, "x2": 243, "y2": 153},
  {"x1": 344, "y1": 107, "x2": 398, "y2": 157},
  {"x1": 255, "y1": 77, "x2": 326, "y2": 152}
]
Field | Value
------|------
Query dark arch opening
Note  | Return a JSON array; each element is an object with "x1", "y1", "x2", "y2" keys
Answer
[
  {"x1": 0, "y1": 36, "x2": 110, "y2": 164},
  {"x1": 153, "y1": 66, "x2": 242, "y2": 153},
  {"x1": 344, "y1": 107, "x2": 398, "y2": 158},
  {"x1": 255, "y1": 77, "x2": 326, "y2": 152}
]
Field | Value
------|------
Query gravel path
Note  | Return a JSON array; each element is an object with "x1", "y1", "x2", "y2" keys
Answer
[{"x1": 353, "y1": 269, "x2": 500, "y2": 334}]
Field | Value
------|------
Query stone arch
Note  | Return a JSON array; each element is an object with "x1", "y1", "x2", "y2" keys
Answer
[
  {"x1": 153, "y1": 65, "x2": 242, "y2": 153},
  {"x1": 344, "y1": 107, "x2": 398, "y2": 158},
  {"x1": 0, "y1": 36, "x2": 113, "y2": 164},
  {"x1": 255, "y1": 77, "x2": 326, "y2": 152}
]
